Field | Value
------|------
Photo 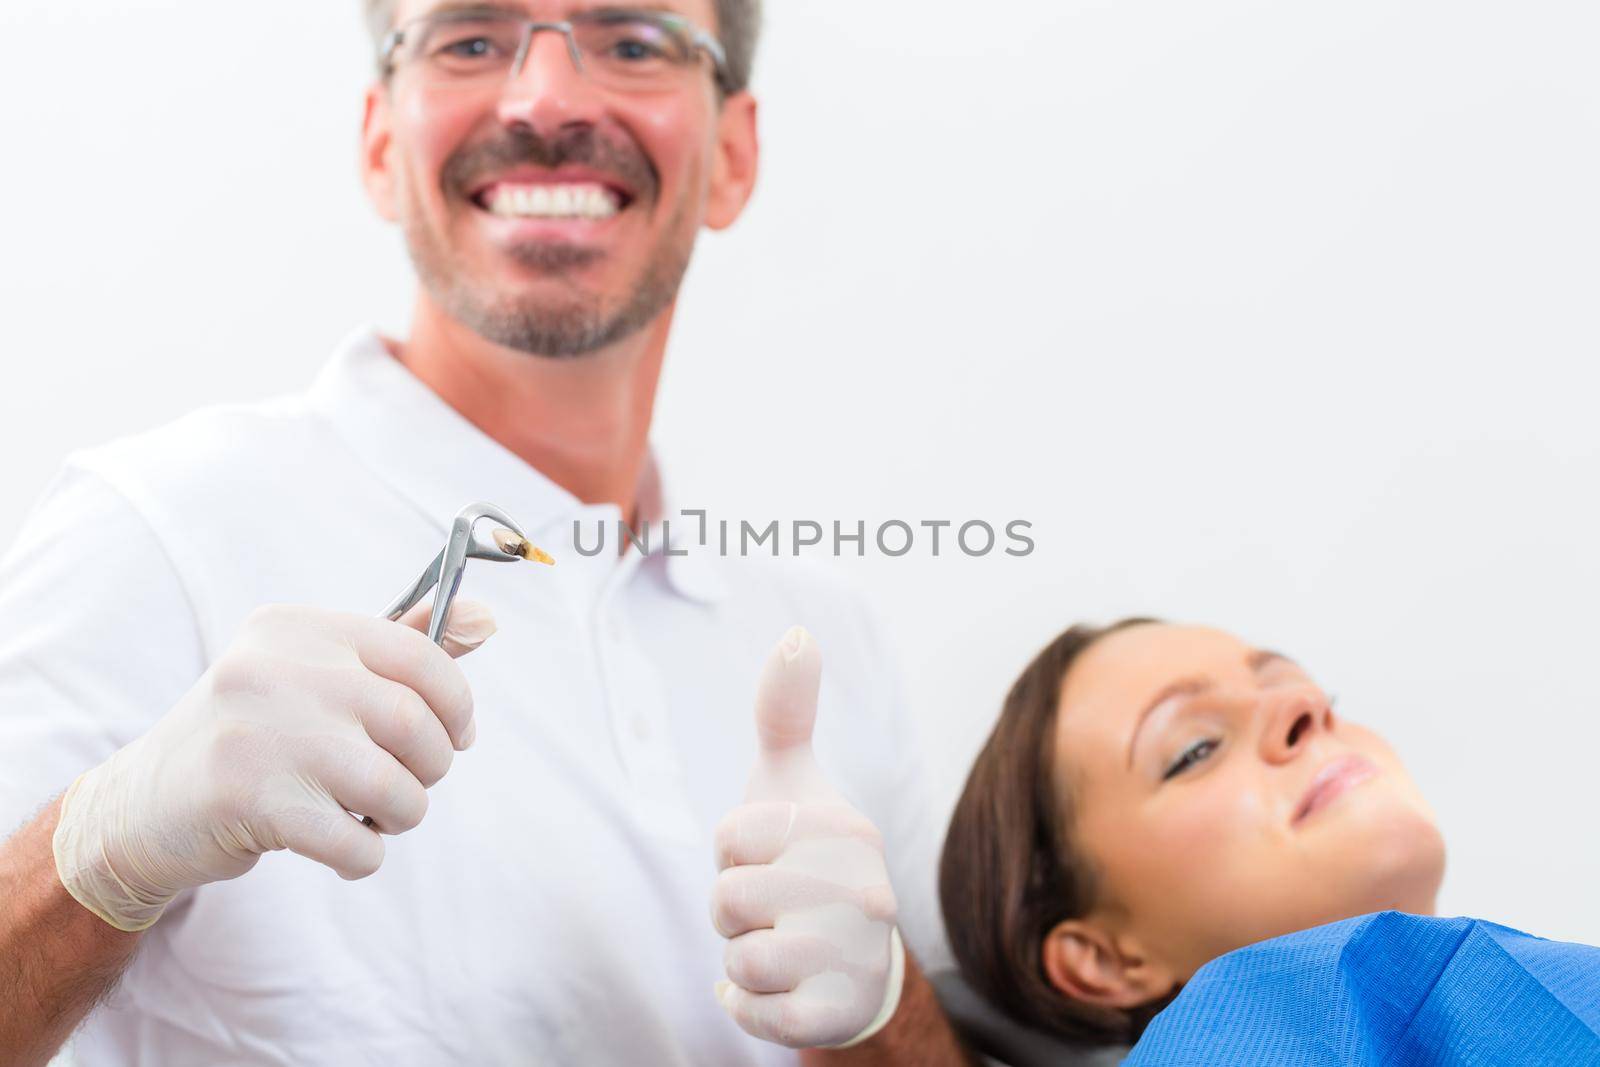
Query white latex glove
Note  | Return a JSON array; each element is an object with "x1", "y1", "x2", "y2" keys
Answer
[
  {"x1": 711, "y1": 626, "x2": 906, "y2": 1049},
  {"x1": 51, "y1": 600, "x2": 496, "y2": 932}
]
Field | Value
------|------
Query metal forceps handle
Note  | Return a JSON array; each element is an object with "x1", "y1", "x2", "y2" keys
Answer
[
  {"x1": 378, "y1": 502, "x2": 534, "y2": 645},
  {"x1": 356, "y1": 502, "x2": 537, "y2": 831}
]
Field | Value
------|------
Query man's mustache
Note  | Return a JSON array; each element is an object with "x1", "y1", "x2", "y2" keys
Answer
[{"x1": 442, "y1": 127, "x2": 658, "y2": 203}]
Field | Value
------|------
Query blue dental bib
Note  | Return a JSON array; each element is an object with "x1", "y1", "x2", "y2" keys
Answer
[{"x1": 1126, "y1": 912, "x2": 1600, "y2": 1065}]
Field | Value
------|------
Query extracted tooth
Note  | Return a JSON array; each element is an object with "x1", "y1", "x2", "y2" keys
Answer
[{"x1": 492, "y1": 528, "x2": 556, "y2": 565}]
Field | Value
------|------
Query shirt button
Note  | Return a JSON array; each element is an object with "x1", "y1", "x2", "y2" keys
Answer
[
  {"x1": 607, "y1": 616, "x2": 625, "y2": 642},
  {"x1": 632, "y1": 716, "x2": 652, "y2": 741}
]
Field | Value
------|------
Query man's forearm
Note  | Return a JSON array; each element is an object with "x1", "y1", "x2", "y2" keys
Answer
[
  {"x1": 803, "y1": 952, "x2": 978, "y2": 1067},
  {"x1": 0, "y1": 796, "x2": 141, "y2": 1067}
]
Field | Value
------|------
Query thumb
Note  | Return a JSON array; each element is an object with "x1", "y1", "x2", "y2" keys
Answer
[
  {"x1": 754, "y1": 626, "x2": 822, "y2": 755},
  {"x1": 396, "y1": 598, "x2": 498, "y2": 659}
]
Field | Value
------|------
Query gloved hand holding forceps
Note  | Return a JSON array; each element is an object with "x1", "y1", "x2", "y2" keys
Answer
[{"x1": 51, "y1": 502, "x2": 548, "y2": 933}]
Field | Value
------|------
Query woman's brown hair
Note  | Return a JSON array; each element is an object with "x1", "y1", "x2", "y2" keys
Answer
[{"x1": 939, "y1": 618, "x2": 1174, "y2": 1048}]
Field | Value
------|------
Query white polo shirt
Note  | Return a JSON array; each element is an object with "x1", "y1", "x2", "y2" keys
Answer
[{"x1": 0, "y1": 330, "x2": 947, "y2": 1067}]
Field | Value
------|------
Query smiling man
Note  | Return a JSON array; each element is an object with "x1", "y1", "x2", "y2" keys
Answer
[{"x1": 0, "y1": 3, "x2": 971, "y2": 1065}]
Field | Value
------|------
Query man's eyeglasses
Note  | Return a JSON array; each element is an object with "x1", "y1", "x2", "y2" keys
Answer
[{"x1": 381, "y1": 7, "x2": 732, "y2": 95}]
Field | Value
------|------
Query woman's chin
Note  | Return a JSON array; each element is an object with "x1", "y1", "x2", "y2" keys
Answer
[
  {"x1": 1183, "y1": 813, "x2": 1446, "y2": 976},
  {"x1": 1314, "y1": 795, "x2": 1447, "y2": 918}
]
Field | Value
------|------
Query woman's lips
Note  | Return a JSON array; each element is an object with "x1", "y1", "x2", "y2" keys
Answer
[{"x1": 1293, "y1": 754, "x2": 1379, "y2": 825}]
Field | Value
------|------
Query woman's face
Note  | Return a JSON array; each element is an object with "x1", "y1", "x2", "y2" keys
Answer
[{"x1": 1055, "y1": 623, "x2": 1445, "y2": 982}]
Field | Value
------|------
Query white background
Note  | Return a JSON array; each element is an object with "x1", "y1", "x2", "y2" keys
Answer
[{"x1": 2, "y1": 0, "x2": 1597, "y2": 980}]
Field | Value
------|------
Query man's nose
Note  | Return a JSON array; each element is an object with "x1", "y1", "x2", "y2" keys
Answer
[
  {"x1": 496, "y1": 30, "x2": 602, "y2": 134},
  {"x1": 1257, "y1": 685, "x2": 1335, "y2": 764}
]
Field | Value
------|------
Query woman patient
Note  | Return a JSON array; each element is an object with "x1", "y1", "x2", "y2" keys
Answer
[{"x1": 939, "y1": 618, "x2": 1452, "y2": 1049}]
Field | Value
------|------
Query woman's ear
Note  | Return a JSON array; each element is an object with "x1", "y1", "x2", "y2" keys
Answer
[
  {"x1": 705, "y1": 93, "x2": 759, "y2": 231},
  {"x1": 1042, "y1": 919, "x2": 1179, "y2": 1010}
]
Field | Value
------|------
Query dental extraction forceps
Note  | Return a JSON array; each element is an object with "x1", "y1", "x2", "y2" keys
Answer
[
  {"x1": 356, "y1": 502, "x2": 550, "y2": 829},
  {"x1": 379, "y1": 501, "x2": 543, "y2": 644}
]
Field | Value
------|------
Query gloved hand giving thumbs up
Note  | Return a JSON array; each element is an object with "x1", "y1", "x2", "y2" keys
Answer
[{"x1": 710, "y1": 627, "x2": 907, "y2": 1049}]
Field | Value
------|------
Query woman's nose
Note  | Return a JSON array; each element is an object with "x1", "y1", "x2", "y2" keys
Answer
[{"x1": 1258, "y1": 686, "x2": 1335, "y2": 764}]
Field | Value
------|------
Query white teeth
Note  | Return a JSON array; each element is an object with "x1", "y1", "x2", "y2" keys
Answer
[{"x1": 485, "y1": 183, "x2": 620, "y2": 220}]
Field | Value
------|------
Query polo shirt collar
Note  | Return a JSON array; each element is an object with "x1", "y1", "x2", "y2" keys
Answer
[
  {"x1": 307, "y1": 327, "x2": 726, "y2": 605},
  {"x1": 636, "y1": 449, "x2": 728, "y2": 605}
]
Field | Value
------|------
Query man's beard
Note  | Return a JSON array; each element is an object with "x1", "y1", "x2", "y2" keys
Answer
[
  {"x1": 401, "y1": 126, "x2": 696, "y2": 359},
  {"x1": 403, "y1": 209, "x2": 694, "y2": 359}
]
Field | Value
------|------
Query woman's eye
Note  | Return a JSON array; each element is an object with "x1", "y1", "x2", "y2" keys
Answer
[{"x1": 1162, "y1": 738, "x2": 1220, "y2": 781}]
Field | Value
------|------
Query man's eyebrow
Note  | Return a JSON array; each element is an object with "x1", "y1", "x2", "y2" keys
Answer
[
  {"x1": 416, "y1": 1, "x2": 684, "y2": 15},
  {"x1": 1126, "y1": 676, "x2": 1211, "y2": 769},
  {"x1": 413, "y1": 1, "x2": 526, "y2": 19}
]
